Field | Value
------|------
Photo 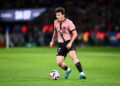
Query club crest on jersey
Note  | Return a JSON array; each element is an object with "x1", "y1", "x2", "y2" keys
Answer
[
  {"x1": 63, "y1": 27, "x2": 67, "y2": 33},
  {"x1": 59, "y1": 27, "x2": 67, "y2": 34}
]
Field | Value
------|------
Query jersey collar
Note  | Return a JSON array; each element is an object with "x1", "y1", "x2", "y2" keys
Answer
[{"x1": 58, "y1": 18, "x2": 66, "y2": 23}]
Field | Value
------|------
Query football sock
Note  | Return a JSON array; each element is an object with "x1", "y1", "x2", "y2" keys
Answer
[
  {"x1": 80, "y1": 72, "x2": 84, "y2": 75},
  {"x1": 64, "y1": 65, "x2": 68, "y2": 71},
  {"x1": 75, "y1": 62, "x2": 83, "y2": 73},
  {"x1": 67, "y1": 68, "x2": 71, "y2": 71}
]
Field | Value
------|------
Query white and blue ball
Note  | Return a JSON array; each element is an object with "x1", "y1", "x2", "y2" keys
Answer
[{"x1": 50, "y1": 70, "x2": 60, "y2": 80}]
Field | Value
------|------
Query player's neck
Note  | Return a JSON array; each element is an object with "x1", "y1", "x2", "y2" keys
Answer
[{"x1": 60, "y1": 17, "x2": 66, "y2": 22}]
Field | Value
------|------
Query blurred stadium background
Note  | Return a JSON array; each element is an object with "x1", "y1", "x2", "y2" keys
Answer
[
  {"x1": 0, "y1": 0, "x2": 120, "y2": 86},
  {"x1": 0, "y1": 0, "x2": 120, "y2": 47}
]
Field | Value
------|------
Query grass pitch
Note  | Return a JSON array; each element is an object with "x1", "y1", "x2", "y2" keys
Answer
[{"x1": 0, "y1": 47, "x2": 120, "y2": 86}]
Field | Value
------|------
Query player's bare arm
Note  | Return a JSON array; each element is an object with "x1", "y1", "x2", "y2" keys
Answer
[
  {"x1": 66, "y1": 30, "x2": 77, "y2": 49},
  {"x1": 50, "y1": 29, "x2": 57, "y2": 48}
]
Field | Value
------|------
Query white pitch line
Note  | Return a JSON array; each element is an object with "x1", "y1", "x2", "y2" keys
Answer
[{"x1": 78, "y1": 52, "x2": 120, "y2": 57}]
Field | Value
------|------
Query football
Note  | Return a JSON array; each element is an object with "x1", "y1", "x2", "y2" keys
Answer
[{"x1": 50, "y1": 70, "x2": 60, "y2": 80}]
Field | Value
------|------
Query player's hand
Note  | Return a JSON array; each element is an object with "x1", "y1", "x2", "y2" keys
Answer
[
  {"x1": 50, "y1": 41, "x2": 54, "y2": 48},
  {"x1": 66, "y1": 43, "x2": 72, "y2": 49}
]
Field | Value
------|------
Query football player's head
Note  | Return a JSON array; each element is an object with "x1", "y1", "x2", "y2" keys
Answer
[{"x1": 55, "y1": 7, "x2": 65, "y2": 22}]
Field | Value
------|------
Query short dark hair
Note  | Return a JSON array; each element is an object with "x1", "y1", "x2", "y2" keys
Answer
[{"x1": 55, "y1": 7, "x2": 65, "y2": 14}]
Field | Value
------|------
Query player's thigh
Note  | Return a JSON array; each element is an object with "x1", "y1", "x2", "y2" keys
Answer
[
  {"x1": 56, "y1": 56, "x2": 65, "y2": 64},
  {"x1": 69, "y1": 50, "x2": 79, "y2": 64},
  {"x1": 69, "y1": 50, "x2": 77, "y2": 59}
]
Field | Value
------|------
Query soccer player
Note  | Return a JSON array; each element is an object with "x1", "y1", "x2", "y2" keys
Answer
[{"x1": 50, "y1": 7, "x2": 86, "y2": 79}]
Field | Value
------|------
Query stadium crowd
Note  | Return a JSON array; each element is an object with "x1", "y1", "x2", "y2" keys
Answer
[{"x1": 0, "y1": 0, "x2": 120, "y2": 47}]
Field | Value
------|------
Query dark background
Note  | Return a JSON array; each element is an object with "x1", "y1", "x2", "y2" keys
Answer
[{"x1": 0, "y1": 0, "x2": 120, "y2": 47}]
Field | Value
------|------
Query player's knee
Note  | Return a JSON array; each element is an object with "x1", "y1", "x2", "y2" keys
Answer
[
  {"x1": 57, "y1": 62, "x2": 62, "y2": 67},
  {"x1": 72, "y1": 58, "x2": 79, "y2": 64}
]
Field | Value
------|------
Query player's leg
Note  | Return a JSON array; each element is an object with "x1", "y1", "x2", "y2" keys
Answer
[
  {"x1": 56, "y1": 56, "x2": 67, "y2": 70},
  {"x1": 56, "y1": 56, "x2": 71, "y2": 79},
  {"x1": 69, "y1": 50, "x2": 86, "y2": 79}
]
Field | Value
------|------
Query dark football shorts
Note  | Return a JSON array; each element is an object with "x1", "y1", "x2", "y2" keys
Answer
[{"x1": 56, "y1": 40, "x2": 76, "y2": 57}]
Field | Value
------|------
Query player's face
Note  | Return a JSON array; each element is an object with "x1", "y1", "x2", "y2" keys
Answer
[{"x1": 56, "y1": 12, "x2": 65, "y2": 22}]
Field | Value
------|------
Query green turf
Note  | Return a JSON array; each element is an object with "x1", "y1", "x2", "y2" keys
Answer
[{"x1": 0, "y1": 47, "x2": 120, "y2": 86}]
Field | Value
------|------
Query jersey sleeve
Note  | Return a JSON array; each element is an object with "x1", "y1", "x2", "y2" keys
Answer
[{"x1": 69, "y1": 21, "x2": 76, "y2": 32}]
